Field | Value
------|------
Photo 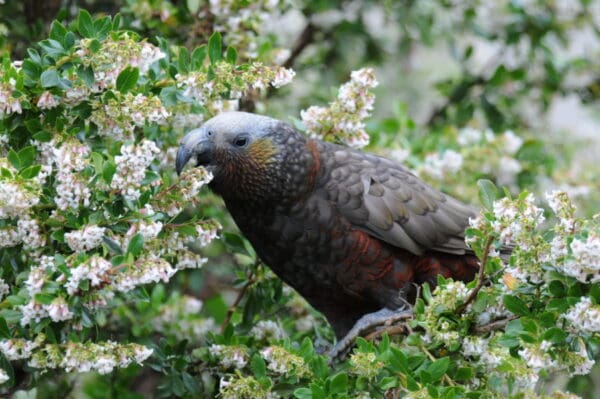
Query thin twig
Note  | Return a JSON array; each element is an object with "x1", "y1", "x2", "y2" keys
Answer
[
  {"x1": 455, "y1": 235, "x2": 494, "y2": 314},
  {"x1": 283, "y1": 22, "x2": 317, "y2": 69},
  {"x1": 220, "y1": 264, "x2": 258, "y2": 333},
  {"x1": 420, "y1": 346, "x2": 456, "y2": 386},
  {"x1": 473, "y1": 315, "x2": 518, "y2": 334}
]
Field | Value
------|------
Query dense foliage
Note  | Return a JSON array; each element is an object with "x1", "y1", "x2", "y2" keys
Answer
[{"x1": 0, "y1": 1, "x2": 598, "y2": 398}]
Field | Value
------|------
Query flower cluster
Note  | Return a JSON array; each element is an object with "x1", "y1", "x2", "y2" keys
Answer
[
  {"x1": 64, "y1": 225, "x2": 106, "y2": 252},
  {"x1": 152, "y1": 295, "x2": 215, "y2": 342},
  {"x1": 176, "y1": 61, "x2": 295, "y2": 114},
  {"x1": 78, "y1": 35, "x2": 165, "y2": 92},
  {"x1": 301, "y1": 68, "x2": 378, "y2": 148},
  {"x1": 210, "y1": 344, "x2": 249, "y2": 369},
  {"x1": 419, "y1": 128, "x2": 525, "y2": 192},
  {"x1": 563, "y1": 297, "x2": 600, "y2": 334},
  {"x1": 110, "y1": 139, "x2": 161, "y2": 201},
  {"x1": 260, "y1": 346, "x2": 309, "y2": 377},
  {"x1": 0, "y1": 76, "x2": 22, "y2": 118},
  {"x1": 349, "y1": 351, "x2": 382, "y2": 379},
  {"x1": 250, "y1": 320, "x2": 286, "y2": 341},
  {"x1": 204, "y1": 0, "x2": 284, "y2": 61},
  {"x1": 422, "y1": 281, "x2": 470, "y2": 346},
  {"x1": 0, "y1": 180, "x2": 40, "y2": 219},
  {"x1": 218, "y1": 375, "x2": 276, "y2": 399},
  {"x1": 91, "y1": 93, "x2": 169, "y2": 139},
  {"x1": 420, "y1": 149, "x2": 463, "y2": 180},
  {"x1": 27, "y1": 341, "x2": 153, "y2": 374},
  {"x1": 51, "y1": 140, "x2": 92, "y2": 211}
]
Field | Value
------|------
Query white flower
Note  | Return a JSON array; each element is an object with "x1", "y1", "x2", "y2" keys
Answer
[
  {"x1": 457, "y1": 127, "x2": 483, "y2": 146},
  {"x1": 0, "y1": 368, "x2": 9, "y2": 384},
  {"x1": 422, "y1": 150, "x2": 463, "y2": 180},
  {"x1": 0, "y1": 278, "x2": 9, "y2": 300},
  {"x1": 500, "y1": 130, "x2": 524, "y2": 155},
  {"x1": 564, "y1": 297, "x2": 600, "y2": 333},
  {"x1": 0, "y1": 338, "x2": 39, "y2": 360},
  {"x1": 65, "y1": 255, "x2": 112, "y2": 295},
  {"x1": 111, "y1": 140, "x2": 160, "y2": 201},
  {"x1": 19, "y1": 300, "x2": 48, "y2": 326},
  {"x1": 209, "y1": 344, "x2": 248, "y2": 369},
  {"x1": 47, "y1": 297, "x2": 73, "y2": 322},
  {"x1": 36, "y1": 91, "x2": 59, "y2": 109},
  {"x1": 0, "y1": 181, "x2": 39, "y2": 219},
  {"x1": 271, "y1": 67, "x2": 295, "y2": 88},
  {"x1": 132, "y1": 345, "x2": 153, "y2": 364},
  {"x1": 496, "y1": 156, "x2": 522, "y2": 186},
  {"x1": 65, "y1": 225, "x2": 106, "y2": 252},
  {"x1": 250, "y1": 320, "x2": 286, "y2": 341},
  {"x1": 518, "y1": 345, "x2": 558, "y2": 372},
  {"x1": 95, "y1": 356, "x2": 117, "y2": 374}
]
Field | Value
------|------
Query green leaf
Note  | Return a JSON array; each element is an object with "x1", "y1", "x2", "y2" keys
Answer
[
  {"x1": 112, "y1": 13, "x2": 122, "y2": 30},
  {"x1": 187, "y1": 0, "x2": 201, "y2": 13},
  {"x1": 293, "y1": 388, "x2": 312, "y2": 399},
  {"x1": 94, "y1": 16, "x2": 112, "y2": 39},
  {"x1": 250, "y1": 354, "x2": 267, "y2": 379},
  {"x1": 454, "y1": 366, "x2": 473, "y2": 380},
  {"x1": 0, "y1": 318, "x2": 10, "y2": 339},
  {"x1": 40, "y1": 69, "x2": 60, "y2": 88},
  {"x1": 328, "y1": 373, "x2": 347, "y2": 395},
  {"x1": 77, "y1": 9, "x2": 96, "y2": 38},
  {"x1": 208, "y1": 32, "x2": 222, "y2": 64},
  {"x1": 127, "y1": 233, "x2": 144, "y2": 257},
  {"x1": 116, "y1": 66, "x2": 139, "y2": 93},
  {"x1": 178, "y1": 47, "x2": 190, "y2": 74},
  {"x1": 102, "y1": 161, "x2": 116, "y2": 183},
  {"x1": 7, "y1": 149, "x2": 20, "y2": 169},
  {"x1": 542, "y1": 327, "x2": 567, "y2": 343},
  {"x1": 427, "y1": 357, "x2": 450, "y2": 382},
  {"x1": 49, "y1": 21, "x2": 68, "y2": 42},
  {"x1": 20, "y1": 165, "x2": 41, "y2": 179},
  {"x1": 102, "y1": 236, "x2": 123, "y2": 255},
  {"x1": 226, "y1": 46, "x2": 237, "y2": 64},
  {"x1": 477, "y1": 179, "x2": 498, "y2": 210},
  {"x1": 548, "y1": 280, "x2": 565, "y2": 297},
  {"x1": 17, "y1": 146, "x2": 36, "y2": 169},
  {"x1": 77, "y1": 65, "x2": 95, "y2": 87},
  {"x1": 34, "y1": 294, "x2": 54, "y2": 305},
  {"x1": 503, "y1": 295, "x2": 530, "y2": 316},
  {"x1": 191, "y1": 45, "x2": 207, "y2": 69},
  {"x1": 379, "y1": 376, "x2": 398, "y2": 390}
]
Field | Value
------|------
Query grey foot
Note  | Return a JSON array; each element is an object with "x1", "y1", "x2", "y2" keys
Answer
[{"x1": 328, "y1": 306, "x2": 413, "y2": 363}]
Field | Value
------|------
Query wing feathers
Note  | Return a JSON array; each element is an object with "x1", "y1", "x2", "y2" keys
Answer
[{"x1": 322, "y1": 144, "x2": 476, "y2": 256}]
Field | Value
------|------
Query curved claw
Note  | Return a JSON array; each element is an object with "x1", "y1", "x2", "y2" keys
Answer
[{"x1": 328, "y1": 306, "x2": 413, "y2": 364}]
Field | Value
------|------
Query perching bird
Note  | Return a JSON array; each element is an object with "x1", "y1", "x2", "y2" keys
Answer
[{"x1": 176, "y1": 112, "x2": 481, "y2": 357}]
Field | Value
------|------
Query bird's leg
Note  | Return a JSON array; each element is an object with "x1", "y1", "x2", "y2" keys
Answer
[{"x1": 328, "y1": 305, "x2": 413, "y2": 362}]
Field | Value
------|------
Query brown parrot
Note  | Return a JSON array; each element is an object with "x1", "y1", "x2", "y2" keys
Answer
[{"x1": 176, "y1": 112, "x2": 481, "y2": 357}]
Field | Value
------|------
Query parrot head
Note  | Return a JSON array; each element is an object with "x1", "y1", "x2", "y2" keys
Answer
[{"x1": 176, "y1": 111, "x2": 310, "y2": 203}]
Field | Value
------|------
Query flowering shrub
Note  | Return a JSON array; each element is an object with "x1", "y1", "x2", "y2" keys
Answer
[
  {"x1": 0, "y1": 2, "x2": 598, "y2": 399},
  {"x1": 0, "y1": 9, "x2": 294, "y2": 394}
]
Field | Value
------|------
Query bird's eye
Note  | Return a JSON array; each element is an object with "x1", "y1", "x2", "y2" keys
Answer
[
  {"x1": 234, "y1": 136, "x2": 248, "y2": 147},
  {"x1": 206, "y1": 130, "x2": 213, "y2": 137}
]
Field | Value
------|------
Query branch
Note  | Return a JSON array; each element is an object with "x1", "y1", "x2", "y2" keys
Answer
[
  {"x1": 283, "y1": 22, "x2": 317, "y2": 69},
  {"x1": 473, "y1": 316, "x2": 518, "y2": 334},
  {"x1": 455, "y1": 235, "x2": 494, "y2": 315},
  {"x1": 220, "y1": 266, "x2": 257, "y2": 333}
]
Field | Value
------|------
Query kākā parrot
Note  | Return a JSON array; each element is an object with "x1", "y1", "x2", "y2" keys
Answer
[{"x1": 176, "y1": 111, "x2": 482, "y2": 357}]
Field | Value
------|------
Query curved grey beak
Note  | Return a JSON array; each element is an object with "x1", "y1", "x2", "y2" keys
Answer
[
  {"x1": 176, "y1": 127, "x2": 213, "y2": 175},
  {"x1": 175, "y1": 145, "x2": 192, "y2": 175}
]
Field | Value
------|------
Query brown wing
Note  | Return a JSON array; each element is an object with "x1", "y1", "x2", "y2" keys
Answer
[{"x1": 319, "y1": 143, "x2": 477, "y2": 256}]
